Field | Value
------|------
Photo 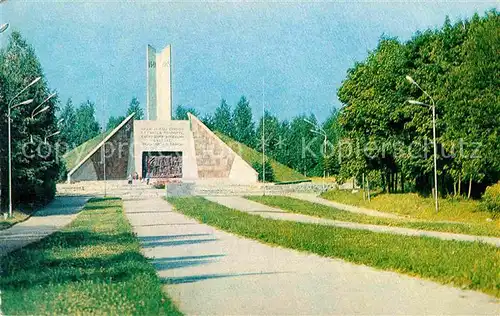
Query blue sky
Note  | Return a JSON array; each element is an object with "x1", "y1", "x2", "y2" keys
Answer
[{"x1": 2, "y1": 1, "x2": 498, "y2": 125}]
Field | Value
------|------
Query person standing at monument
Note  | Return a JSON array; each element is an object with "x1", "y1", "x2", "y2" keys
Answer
[{"x1": 146, "y1": 171, "x2": 151, "y2": 185}]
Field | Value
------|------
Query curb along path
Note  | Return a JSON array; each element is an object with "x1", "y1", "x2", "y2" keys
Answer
[
  {"x1": 207, "y1": 196, "x2": 500, "y2": 247},
  {"x1": 0, "y1": 196, "x2": 90, "y2": 257},
  {"x1": 124, "y1": 197, "x2": 498, "y2": 315}
]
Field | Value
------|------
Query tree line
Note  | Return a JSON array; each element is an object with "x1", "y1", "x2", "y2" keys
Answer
[
  {"x1": 57, "y1": 97, "x2": 144, "y2": 151},
  {"x1": 334, "y1": 10, "x2": 499, "y2": 198},
  {"x1": 175, "y1": 97, "x2": 341, "y2": 178}
]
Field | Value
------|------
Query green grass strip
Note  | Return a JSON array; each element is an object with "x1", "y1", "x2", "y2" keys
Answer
[
  {"x1": 168, "y1": 196, "x2": 500, "y2": 298},
  {"x1": 0, "y1": 197, "x2": 182, "y2": 315},
  {"x1": 0, "y1": 211, "x2": 29, "y2": 231},
  {"x1": 321, "y1": 190, "x2": 499, "y2": 227},
  {"x1": 246, "y1": 195, "x2": 500, "y2": 237}
]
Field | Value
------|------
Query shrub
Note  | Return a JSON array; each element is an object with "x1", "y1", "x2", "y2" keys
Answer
[
  {"x1": 252, "y1": 161, "x2": 275, "y2": 183},
  {"x1": 153, "y1": 183, "x2": 166, "y2": 189},
  {"x1": 481, "y1": 182, "x2": 500, "y2": 217}
]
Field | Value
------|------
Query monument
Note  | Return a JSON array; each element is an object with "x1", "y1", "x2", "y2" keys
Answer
[
  {"x1": 147, "y1": 45, "x2": 172, "y2": 121},
  {"x1": 66, "y1": 45, "x2": 258, "y2": 184}
]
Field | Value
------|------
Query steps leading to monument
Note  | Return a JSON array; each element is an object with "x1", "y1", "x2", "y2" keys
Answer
[
  {"x1": 166, "y1": 182, "x2": 334, "y2": 197},
  {"x1": 57, "y1": 180, "x2": 165, "y2": 200},
  {"x1": 57, "y1": 180, "x2": 334, "y2": 199}
]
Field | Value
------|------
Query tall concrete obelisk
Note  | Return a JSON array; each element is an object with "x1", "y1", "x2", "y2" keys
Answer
[{"x1": 147, "y1": 45, "x2": 172, "y2": 120}]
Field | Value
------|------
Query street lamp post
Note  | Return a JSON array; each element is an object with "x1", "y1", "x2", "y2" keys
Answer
[
  {"x1": 29, "y1": 93, "x2": 56, "y2": 143},
  {"x1": 406, "y1": 75, "x2": 439, "y2": 213},
  {"x1": 31, "y1": 93, "x2": 56, "y2": 119},
  {"x1": 7, "y1": 77, "x2": 41, "y2": 218},
  {"x1": 0, "y1": 23, "x2": 9, "y2": 34},
  {"x1": 44, "y1": 130, "x2": 60, "y2": 143},
  {"x1": 304, "y1": 119, "x2": 328, "y2": 179},
  {"x1": 262, "y1": 78, "x2": 265, "y2": 195}
]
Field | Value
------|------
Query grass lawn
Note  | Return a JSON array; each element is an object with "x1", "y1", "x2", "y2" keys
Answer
[
  {"x1": 216, "y1": 132, "x2": 306, "y2": 182},
  {"x1": 246, "y1": 195, "x2": 500, "y2": 237},
  {"x1": 0, "y1": 202, "x2": 47, "y2": 231},
  {"x1": 0, "y1": 197, "x2": 181, "y2": 315},
  {"x1": 309, "y1": 176, "x2": 337, "y2": 183},
  {"x1": 168, "y1": 196, "x2": 500, "y2": 297},
  {"x1": 321, "y1": 190, "x2": 499, "y2": 226},
  {"x1": 0, "y1": 211, "x2": 29, "y2": 230}
]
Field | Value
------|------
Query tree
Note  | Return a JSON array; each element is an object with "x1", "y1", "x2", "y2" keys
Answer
[
  {"x1": 287, "y1": 114, "x2": 320, "y2": 176},
  {"x1": 174, "y1": 104, "x2": 199, "y2": 120},
  {"x1": 321, "y1": 109, "x2": 343, "y2": 176},
  {"x1": 252, "y1": 161, "x2": 275, "y2": 183},
  {"x1": 255, "y1": 110, "x2": 280, "y2": 157},
  {"x1": 73, "y1": 100, "x2": 100, "y2": 147},
  {"x1": 213, "y1": 99, "x2": 234, "y2": 137},
  {"x1": 126, "y1": 97, "x2": 144, "y2": 120},
  {"x1": 58, "y1": 98, "x2": 77, "y2": 151},
  {"x1": 232, "y1": 96, "x2": 255, "y2": 147},
  {"x1": 106, "y1": 115, "x2": 126, "y2": 131},
  {"x1": 338, "y1": 37, "x2": 409, "y2": 192},
  {"x1": 335, "y1": 10, "x2": 500, "y2": 196},
  {"x1": 201, "y1": 113, "x2": 215, "y2": 130},
  {"x1": 0, "y1": 31, "x2": 61, "y2": 207}
]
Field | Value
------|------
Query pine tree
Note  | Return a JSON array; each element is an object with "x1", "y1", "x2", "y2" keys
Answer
[
  {"x1": 106, "y1": 115, "x2": 126, "y2": 130},
  {"x1": 213, "y1": 99, "x2": 234, "y2": 137},
  {"x1": 73, "y1": 100, "x2": 100, "y2": 146},
  {"x1": 58, "y1": 98, "x2": 77, "y2": 151},
  {"x1": 232, "y1": 96, "x2": 255, "y2": 147},
  {"x1": 126, "y1": 97, "x2": 144, "y2": 120},
  {"x1": 174, "y1": 104, "x2": 199, "y2": 120}
]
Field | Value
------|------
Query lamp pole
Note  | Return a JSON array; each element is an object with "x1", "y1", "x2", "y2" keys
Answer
[
  {"x1": 304, "y1": 118, "x2": 328, "y2": 180},
  {"x1": 7, "y1": 77, "x2": 41, "y2": 217},
  {"x1": 262, "y1": 78, "x2": 265, "y2": 194},
  {"x1": 406, "y1": 75, "x2": 439, "y2": 213},
  {"x1": 1, "y1": 21, "x2": 8, "y2": 217},
  {"x1": 102, "y1": 104, "x2": 107, "y2": 197}
]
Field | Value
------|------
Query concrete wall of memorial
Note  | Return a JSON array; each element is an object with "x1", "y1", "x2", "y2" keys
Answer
[
  {"x1": 189, "y1": 113, "x2": 258, "y2": 184},
  {"x1": 71, "y1": 158, "x2": 98, "y2": 181},
  {"x1": 69, "y1": 117, "x2": 135, "y2": 182},
  {"x1": 133, "y1": 120, "x2": 198, "y2": 180}
]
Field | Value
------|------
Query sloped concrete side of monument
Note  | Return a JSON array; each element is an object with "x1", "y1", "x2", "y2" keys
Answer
[
  {"x1": 68, "y1": 114, "x2": 135, "y2": 182},
  {"x1": 189, "y1": 113, "x2": 258, "y2": 184}
]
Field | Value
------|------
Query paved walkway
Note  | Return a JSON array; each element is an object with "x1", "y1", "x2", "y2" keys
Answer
[
  {"x1": 207, "y1": 196, "x2": 500, "y2": 247},
  {"x1": 291, "y1": 193, "x2": 406, "y2": 219},
  {"x1": 0, "y1": 196, "x2": 89, "y2": 257},
  {"x1": 124, "y1": 198, "x2": 498, "y2": 315}
]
